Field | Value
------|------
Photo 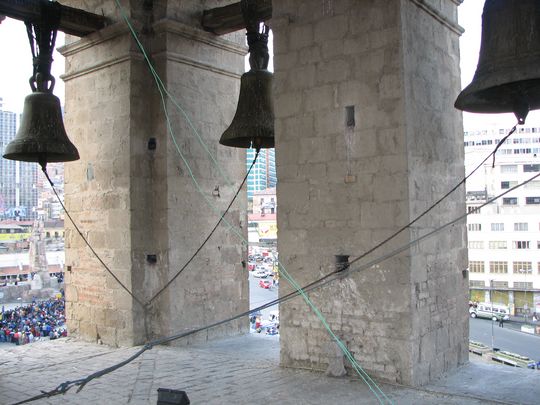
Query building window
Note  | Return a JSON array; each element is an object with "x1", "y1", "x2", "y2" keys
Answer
[
  {"x1": 468, "y1": 223, "x2": 482, "y2": 231},
  {"x1": 469, "y1": 280, "x2": 485, "y2": 288},
  {"x1": 469, "y1": 261, "x2": 485, "y2": 273},
  {"x1": 491, "y1": 223, "x2": 504, "y2": 231},
  {"x1": 492, "y1": 281, "x2": 508, "y2": 288},
  {"x1": 468, "y1": 241, "x2": 484, "y2": 249},
  {"x1": 513, "y1": 241, "x2": 530, "y2": 249},
  {"x1": 513, "y1": 262, "x2": 532, "y2": 274},
  {"x1": 525, "y1": 197, "x2": 540, "y2": 204},
  {"x1": 525, "y1": 181, "x2": 540, "y2": 190},
  {"x1": 514, "y1": 281, "x2": 533, "y2": 289},
  {"x1": 501, "y1": 181, "x2": 518, "y2": 189},
  {"x1": 502, "y1": 197, "x2": 518, "y2": 205},
  {"x1": 489, "y1": 261, "x2": 508, "y2": 273},
  {"x1": 514, "y1": 222, "x2": 528, "y2": 231},
  {"x1": 501, "y1": 164, "x2": 518, "y2": 173},
  {"x1": 524, "y1": 164, "x2": 540, "y2": 172},
  {"x1": 488, "y1": 241, "x2": 507, "y2": 249},
  {"x1": 468, "y1": 206, "x2": 480, "y2": 214}
]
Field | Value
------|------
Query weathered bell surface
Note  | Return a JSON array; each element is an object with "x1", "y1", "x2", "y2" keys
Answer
[
  {"x1": 220, "y1": 69, "x2": 274, "y2": 149},
  {"x1": 3, "y1": 91, "x2": 80, "y2": 165},
  {"x1": 455, "y1": 0, "x2": 540, "y2": 122}
]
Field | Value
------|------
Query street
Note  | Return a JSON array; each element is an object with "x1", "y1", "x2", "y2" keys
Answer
[
  {"x1": 249, "y1": 271, "x2": 278, "y2": 323},
  {"x1": 470, "y1": 318, "x2": 540, "y2": 361}
]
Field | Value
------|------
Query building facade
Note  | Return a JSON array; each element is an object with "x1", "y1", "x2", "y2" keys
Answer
[
  {"x1": 465, "y1": 125, "x2": 540, "y2": 316},
  {"x1": 0, "y1": 98, "x2": 38, "y2": 220},
  {"x1": 36, "y1": 162, "x2": 65, "y2": 221},
  {"x1": 248, "y1": 187, "x2": 277, "y2": 247},
  {"x1": 246, "y1": 147, "x2": 276, "y2": 199}
]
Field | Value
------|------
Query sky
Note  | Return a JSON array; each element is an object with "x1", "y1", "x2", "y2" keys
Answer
[
  {"x1": 0, "y1": 0, "x2": 538, "y2": 129},
  {"x1": 0, "y1": 18, "x2": 65, "y2": 112}
]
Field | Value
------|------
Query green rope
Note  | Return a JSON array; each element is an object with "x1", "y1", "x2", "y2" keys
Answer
[
  {"x1": 278, "y1": 263, "x2": 393, "y2": 404},
  {"x1": 113, "y1": 0, "x2": 245, "y2": 242},
  {"x1": 112, "y1": 0, "x2": 232, "y2": 186},
  {"x1": 112, "y1": 2, "x2": 391, "y2": 402}
]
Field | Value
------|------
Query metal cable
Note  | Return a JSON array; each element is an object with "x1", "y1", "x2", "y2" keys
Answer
[
  {"x1": 41, "y1": 166, "x2": 146, "y2": 309},
  {"x1": 14, "y1": 171, "x2": 539, "y2": 405},
  {"x1": 147, "y1": 149, "x2": 260, "y2": 305}
]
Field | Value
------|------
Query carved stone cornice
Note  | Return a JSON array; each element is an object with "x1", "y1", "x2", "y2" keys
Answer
[
  {"x1": 59, "y1": 20, "x2": 246, "y2": 81},
  {"x1": 152, "y1": 19, "x2": 246, "y2": 56},
  {"x1": 410, "y1": 0, "x2": 465, "y2": 36},
  {"x1": 59, "y1": 22, "x2": 132, "y2": 57}
]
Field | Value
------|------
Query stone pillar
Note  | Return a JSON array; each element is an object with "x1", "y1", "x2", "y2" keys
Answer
[
  {"x1": 60, "y1": 1, "x2": 248, "y2": 346},
  {"x1": 273, "y1": 0, "x2": 468, "y2": 385}
]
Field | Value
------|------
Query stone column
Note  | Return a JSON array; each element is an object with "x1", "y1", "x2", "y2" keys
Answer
[
  {"x1": 273, "y1": 0, "x2": 468, "y2": 386},
  {"x1": 60, "y1": 1, "x2": 248, "y2": 346}
]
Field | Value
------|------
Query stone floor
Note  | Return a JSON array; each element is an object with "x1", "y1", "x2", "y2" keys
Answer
[{"x1": 0, "y1": 334, "x2": 539, "y2": 404}]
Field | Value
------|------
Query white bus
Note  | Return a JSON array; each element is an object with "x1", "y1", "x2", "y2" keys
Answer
[{"x1": 469, "y1": 302, "x2": 510, "y2": 321}]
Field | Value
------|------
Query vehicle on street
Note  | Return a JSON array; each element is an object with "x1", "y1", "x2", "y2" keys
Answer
[
  {"x1": 469, "y1": 302, "x2": 510, "y2": 321},
  {"x1": 253, "y1": 270, "x2": 269, "y2": 278},
  {"x1": 259, "y1": 279, "x2": 272, "y2": 289}
]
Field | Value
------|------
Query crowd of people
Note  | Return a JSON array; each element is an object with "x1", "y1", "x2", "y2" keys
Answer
[{"x1": 0, "y1": 297, "x2": 66, "y2": 345}]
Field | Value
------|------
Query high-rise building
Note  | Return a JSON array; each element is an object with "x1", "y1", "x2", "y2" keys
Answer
[
  {"x1": 246, "y1": 148, "x2": 276, "y2": 199},
  {"x1": 0, "y1": 98, "x2": 38, "y2": 220},
  {"x1": 465, "y1": 124, "x2": 540, "y2": 317}
]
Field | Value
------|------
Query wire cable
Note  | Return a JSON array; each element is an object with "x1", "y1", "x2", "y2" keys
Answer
[
  {"x1": 42, "y1": 120, "x2": 518, "y2": 317},
  {"x1": 41, "y1": 149, "x2": 259, "y2": 309},
  {"x1": 110, "y1": 5, "x2": 522, "y2": 399},
  {"x1": 40, "y1": 166, "x2": 146, "y2": 309},
  {"x1": 113, "y1": 5, "x2": 389, "y2": 394},
  {"x1": 348, "y1": 122, "x2": 519, "y2": 269},
  {"x1": 19, "y1": 170, "x2": 538, "y2": 405},
  {"x1": 147, "y1": 149, "x2": 260, "y2": 305},
  {"x1": 42, "y1": 2, "x2": 520, "y2": 403}
]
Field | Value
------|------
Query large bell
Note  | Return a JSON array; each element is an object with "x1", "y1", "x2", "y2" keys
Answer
[
  {"x1": 454, "y1": 0, "x2": 540, "y2": 122},
  {"x1": 220, "y1": 69, "x2": 274, "y2": 149},
  {"x1": 3, "y1": 91, "x2": 80, "y2": 166}
]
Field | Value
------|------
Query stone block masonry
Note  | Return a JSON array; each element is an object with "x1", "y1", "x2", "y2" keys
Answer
[
  {"x1": 55, "y1": 0, "x2": 467, "y2": 388},
  {"x1": 274, "y1": 0, "x2": 468, "y2": 386}
]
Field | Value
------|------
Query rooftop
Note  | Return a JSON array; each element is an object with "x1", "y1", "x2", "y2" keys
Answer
[{"x1": 1, "y1": 334, "x2": 539, "y2": 404}]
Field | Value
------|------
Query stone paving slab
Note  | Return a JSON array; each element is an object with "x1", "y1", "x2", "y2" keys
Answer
[{"x1": 0, "y1": 334, "x2": 538, "y2": 404}]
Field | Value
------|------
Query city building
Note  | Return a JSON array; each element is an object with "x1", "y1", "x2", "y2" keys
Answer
[
  {"x1": 252, "y1": 187, "x2": 276, "y2": 215},
  {"x1": 246, "y1": 148, "x2": 276, "y2": 200},
  {"x1": 36, "y1": 162, "x2": 65, "y2": 220},
  {"x1": 248, "y1": 187, "x2": 277, "y2": 247},
  {"x1": 0, "y1": 98, "x2": 38, "y2": 220},
  {"x1": 465, "y1": 124, "x2": 540, "y2": 316}
]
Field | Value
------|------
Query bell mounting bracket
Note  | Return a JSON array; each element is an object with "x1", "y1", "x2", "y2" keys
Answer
[
  {"x1": 24, "y1": 0, "x2": 61, "y2": 94},
  {"x1": 241, "y1": 0, "x2": 270, "y2": 72}
]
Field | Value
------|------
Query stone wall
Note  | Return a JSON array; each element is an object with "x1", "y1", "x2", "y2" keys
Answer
[
  {"x1": 273, "y1": 0, "x2": 468, "y2": 385},
  {"x1": 60, "y1": 1, "x2": 248, "y2": 346}
]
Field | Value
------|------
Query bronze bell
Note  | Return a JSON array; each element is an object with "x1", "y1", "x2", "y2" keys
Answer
[
  {"x1": 3, "y1": 91, "x2": 80, "y2": 166},
  {"x1": 220, "y1": 69, "x2": 274, "y2": 149},
  {"x1": 220, "y1": 22, "x2": 274, "y2": 150},
  {"x1": 455, "y1": 0, "x2": 540, "y2": 123}
]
